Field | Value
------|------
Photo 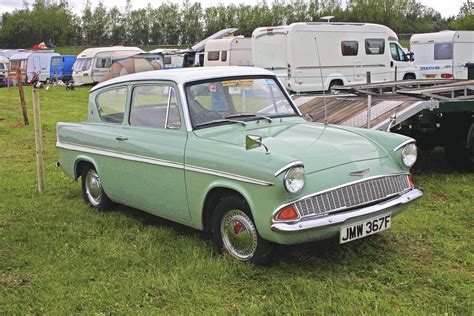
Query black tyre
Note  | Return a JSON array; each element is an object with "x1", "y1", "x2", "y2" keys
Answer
[
  {"x1": 81, "y1": 166, "x2": 113, "y2": 210},
  {"x1": 211, "y1": 196, "x2": 274, "y2": 265},
  {"x1": 403, "y1": 74, "x2": 416, "y2": 81}
]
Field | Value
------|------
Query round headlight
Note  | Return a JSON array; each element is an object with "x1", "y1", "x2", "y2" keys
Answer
[
  {"x1": 402, "y1": 143, "x2": 417, "y2": 167},
  {"x1": 284, "y1": 166, "x2": 305, "y2": 194}
]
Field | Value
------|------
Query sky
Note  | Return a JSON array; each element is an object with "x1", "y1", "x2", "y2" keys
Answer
[{"x1": 0, "y1": 0, "x2": 466, "y2": 18}]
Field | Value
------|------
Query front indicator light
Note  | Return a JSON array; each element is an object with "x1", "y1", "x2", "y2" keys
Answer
[
  {"x1": 276, "y1": 205, "x2": 299, "y2": 221},
  {"x1": 408, "y1": 175, "x2": 415, "y2": 188}
]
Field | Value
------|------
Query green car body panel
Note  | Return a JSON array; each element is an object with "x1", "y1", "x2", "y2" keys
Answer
[{"x1": 57, "y1": 67, "x2": 422, "y2": 246}]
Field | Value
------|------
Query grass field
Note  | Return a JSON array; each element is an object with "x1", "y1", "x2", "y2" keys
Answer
[{"x1": 0, "y1": 85, "x2": 472, "y2": 314}]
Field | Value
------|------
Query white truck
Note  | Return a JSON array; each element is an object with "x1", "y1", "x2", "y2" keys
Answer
[
  {"x1": 252, "y1": 22, "x2": 417, "y2": 93},
  {"x1": 204, "y1": 36, "x2": 252, "y2": 67},
  {"x1": 72, "y1": 46, "x2": 143, "y2": 85},
  {"x1": 410, "y1": 31, "x2": 474, "y2": 80},
  {"x1": 8, "y1": 50, "x2": 60, "y2": 82}
]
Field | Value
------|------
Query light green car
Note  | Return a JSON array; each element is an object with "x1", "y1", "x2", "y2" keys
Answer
[{"x1": 57, "y1": 67, "x2": 423, "y2": 265}]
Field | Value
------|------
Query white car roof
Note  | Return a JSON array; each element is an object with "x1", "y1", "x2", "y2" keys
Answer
[{"x1": 91, "y1": 66, "x2": 275, "y2": 92}]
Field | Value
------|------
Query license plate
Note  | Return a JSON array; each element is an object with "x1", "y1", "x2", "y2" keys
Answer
[{"x1": 339, "y1": 213, "x2": 391, "y2": 244}]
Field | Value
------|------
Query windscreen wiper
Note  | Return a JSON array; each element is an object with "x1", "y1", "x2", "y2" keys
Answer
[
  {"x1": 194, "y1": 119, "x2": 247, "y2": 129},
  {"x1": 225, "y1": 113, "x2": 273, "y2": 123}
]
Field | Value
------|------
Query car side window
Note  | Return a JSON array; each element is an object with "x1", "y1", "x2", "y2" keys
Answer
[
  {"x1": 96, "y1": 86, "x2": 128, "y2": 124},
  {"x1": 130, "y1": 85, "x2": 181, "y2": 129}
]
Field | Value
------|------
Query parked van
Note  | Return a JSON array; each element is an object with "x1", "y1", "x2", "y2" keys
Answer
[
  {"x1": 72, "y1": 46, "x2": 144, "y2": 84},
  {"x1": 204, "y1": 36, "x2": 252, "y2": 67},
  {"x1": 410, "y1": 31, "x2": 474, "y2": 79},
  {"x1": 9, "y1": 51, "x2": 60, "y2": 82},
  {"x1": 252, "y1": 22, "x2": 417, "y2": 92},
  {"x1": 0, "y1": 56, "x2": 9, "y2": 79},
  {"x1": 50, "y1": 55, "x2": 77, "y2": 82}
]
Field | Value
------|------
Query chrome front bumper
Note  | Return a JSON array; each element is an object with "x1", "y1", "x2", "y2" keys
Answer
[{"x1": 271, "y1": 188, "x2": 423, "y2": 232}]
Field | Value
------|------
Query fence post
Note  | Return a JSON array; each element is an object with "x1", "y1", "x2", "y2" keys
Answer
[
  {"x1": 366, "y1": 71, "x2": 372, "y2": 129},
  {"x1": 16, "y1": 69, "x2": 29, "y2": 126},
  {"x1": 32, "y1": 88, "x2": 45, "y2": 193}
]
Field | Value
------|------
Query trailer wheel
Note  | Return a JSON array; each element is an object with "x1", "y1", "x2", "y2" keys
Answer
[
  {"x1": 445, "y1": 122, "x2": 474, "y2": 171},
  {"x1": 329, "y1": 80, "x2": 343, "y2": 92},
  {"x1": 403, "y1": 74, "x2": 416, "y2": 81}
]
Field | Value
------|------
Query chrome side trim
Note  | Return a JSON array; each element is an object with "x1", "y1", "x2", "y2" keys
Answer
[
  {"x1": 185, "y1": 165, "x2": 273, "y2": 186},
  {"x1": 57, "y1": 141, "x2": 273, "y2": 186},
  {"x1": 274, "y1": 161, "x2": 304, "y2": 177},
  {"x1": 271, "y1": 188, "x2": 423, "y2": 232},
  {"x1": 393, "y1": 139, "x2": 415, "y2": 152},
  {"x1": 56, "y1": 141, "x2": 184, "y2": 170}
]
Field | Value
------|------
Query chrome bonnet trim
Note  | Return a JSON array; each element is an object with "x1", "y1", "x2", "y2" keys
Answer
[
  {"x1": 393, "y1": 139, "x2": 415, "y2": 152},
  {"x1": 271, "y1": 188, "x2": 423, "y2": 232},
  {"x1": 57, "y1": 141, "x2": 273, "y2": 186},
  {"x1": 274, "y1": 161, "x2": 304, "y2": 177}
]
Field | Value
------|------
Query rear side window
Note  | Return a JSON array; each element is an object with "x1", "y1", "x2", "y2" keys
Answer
[
  {"x1": 208, "y1": 51, "x2": 219, "y2": 61},
  {"x1": 221, "y1": 51, "x2": 227, "y2": 62},
  {"x1": 434, "y1": 43, "x2": 453, "y2": 60},
  {"x1": 95, "y1": 57, "x2": 111, "y2": 68},
  {"x1": 0, "y1": 63, "x2": 4, "y2": 70},
  {"x1": 341, "y1": 41, "x2": 358, "y2": 56},
  {"x1": 130, "y1": 85, "x2": 181, "y2": 129},
  {"x1": 365, "y1": 39, "x2": 385, "y2": 55},
  {"x1": 96, "y1": 86, "x2": 128, "y2": 124},
  {"x1": 51, "y1": 57, "x2": 62, "y2": 67}
]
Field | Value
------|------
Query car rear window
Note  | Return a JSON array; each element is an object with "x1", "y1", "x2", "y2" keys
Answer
[{"x1": 95, "y1": 86, "x2": 128, "y2": 124}]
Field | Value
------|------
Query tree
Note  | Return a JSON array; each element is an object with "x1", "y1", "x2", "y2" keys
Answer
[{"x1": 450, "y1": 0, "x2": 474, "y2": 30}]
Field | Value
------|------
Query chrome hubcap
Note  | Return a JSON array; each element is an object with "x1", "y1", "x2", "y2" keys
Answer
[
  {"x1": 221, "y1": 210, "x2": 257, "y2": 261},
  {"x1": 85, "y1": 169, "x2": 102, "y2": 206}
]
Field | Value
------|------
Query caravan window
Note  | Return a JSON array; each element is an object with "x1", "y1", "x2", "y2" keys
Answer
[
  {"x1": 0, "y1": 63, "x2": 5, "y2": 70},
  {"x1": 341, "y1": 41, "x2": 358, "y2": 56},
  {"x1": 163, "y1": 56, "x2": 172, "y2": 65},
  {"x1": 96, "y1": 57, "x2": 112, "y2": 68},
  {"x1": 434, "y1": 43, "x2": 453, "y2": 60},
  {"x1": 221, "y1": 51, "x2": 227, "y2": 62},
  {"x1": 365, "y1": 39, "x2": 385, "y2": 55},
  {"x1": 74, "y1": 59, "x2": 92, "y2": 71},
  {"x1": 208, "y1": 51, "x2": 219, "y2": 61}
]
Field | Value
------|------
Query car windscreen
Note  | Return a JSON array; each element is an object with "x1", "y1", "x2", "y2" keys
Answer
[{"x1": 185, "y1": 76, "x2": 298, "y2": 129}]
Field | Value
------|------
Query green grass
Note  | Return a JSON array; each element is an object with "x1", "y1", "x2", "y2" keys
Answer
[{"x1": 0, "y1": 85, "x2": 473, "y2": 314}]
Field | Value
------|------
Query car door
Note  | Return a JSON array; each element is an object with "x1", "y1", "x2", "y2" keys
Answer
[
  {"x1": 113, "y1": 82, "x2": 190, "y2": 221},
  {"x1": 390, "y1": 42, "x2": 411, "y2": 80}
]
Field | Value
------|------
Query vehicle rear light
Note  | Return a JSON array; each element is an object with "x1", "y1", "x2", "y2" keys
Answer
[
  {"x1": 276, "y1": 205, "x2": 299, "y2": 221},
  {"x1": 267, "y1": 28, "x2": 274, "y2": 32},
  {"x1": 408, "y1": 175, "x2": 415, "y2": 188},
  {"x1": 441, "y1": 73, "x2": 452, "y2": 78}
]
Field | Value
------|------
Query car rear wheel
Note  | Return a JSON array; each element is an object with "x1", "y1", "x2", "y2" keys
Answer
[
  {"x1": 81, "y1": 166, "x2": 112, "y2": 210},
  {"x1": 211, "y1": 196, "x2": 274, "y2": 265}
]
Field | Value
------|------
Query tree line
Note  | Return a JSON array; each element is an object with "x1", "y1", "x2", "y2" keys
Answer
[{"x1": 0, "y1": 0, "x2": 473, "y2": 49}]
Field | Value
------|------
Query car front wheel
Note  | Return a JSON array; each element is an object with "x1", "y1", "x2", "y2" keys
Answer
[
  {"x1": 81, "y1": 166, "x2": 112, "y2": 211},
  {"x1": 212, "y1": 196, "x2": 274, "y2": 265}
]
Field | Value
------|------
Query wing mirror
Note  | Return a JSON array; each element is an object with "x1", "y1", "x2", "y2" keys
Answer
[{"x1": 246, "y1": 134, "x2": 270, "y2": 154}]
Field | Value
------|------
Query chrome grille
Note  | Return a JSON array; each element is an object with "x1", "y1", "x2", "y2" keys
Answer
[{"x1": 294, "y1": 175, "x2": 411, "y2": 217}]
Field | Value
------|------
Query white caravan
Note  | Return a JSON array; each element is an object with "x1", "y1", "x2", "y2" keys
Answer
[
  {"x1": 204, "y1": 36, "x2": 252, "y2": 67},
  {"x1": 72, "y1": 46, "x2": 144, "y2": 84},
  {"x1": 9, "y1": 50, "x2": 60, "y2": 81},
  {"x1": 0, "y1": 56, "x2": 9, "y2": 78},
  {"x1": 410, "y1": 31, "x2": 474, "y2": 79},
  {"x1": 252, "y1": 22, "x2": 417, "y2": 93}
]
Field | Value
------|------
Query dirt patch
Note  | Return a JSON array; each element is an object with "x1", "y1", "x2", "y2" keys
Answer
[
  {"x1": 0, "y1": 220, "x2": 11, "y2": 228},
  {"x1": 1, "y1": 275, "x2": 32, "y2": 288},
  {"x1": 432, "y1": 193, "x2": 449, "y2": 202}
]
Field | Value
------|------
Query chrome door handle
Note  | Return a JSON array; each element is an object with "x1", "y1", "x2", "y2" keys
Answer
[{"x1": 115, "y1": 136, "x2": 128, "y2": 141}]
